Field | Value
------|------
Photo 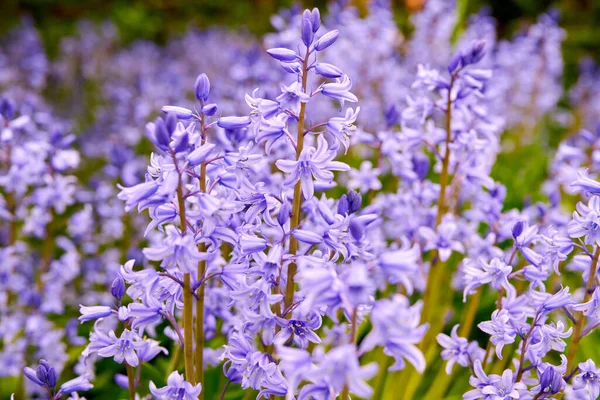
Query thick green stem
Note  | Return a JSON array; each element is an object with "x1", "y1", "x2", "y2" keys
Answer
[
  {"x1": 565, "y1": 246, "x2": 600, "y2": 375},
  {"x1": 174, "y1": 156, "x2": 195, "y2": 383},
  {"x1": 126, "y1": 363, "x2": 136, "y2": 400},
  {"x1": 284, "y1": 49, "x2": 310, "y2": 315},
  {"x1": 194, "y1": 119, "x2": 208, "y2": 395}
]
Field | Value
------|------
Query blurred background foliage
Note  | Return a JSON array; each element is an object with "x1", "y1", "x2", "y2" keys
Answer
[{"x1": 0, "y1": 0, "x2": 598, "y2": 89}]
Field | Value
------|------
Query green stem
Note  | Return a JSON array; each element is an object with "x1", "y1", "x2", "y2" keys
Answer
[
  {"x1": 174, "y1": 153, "x2": 195, "y2": 383},
  {"x1": 126, "y1": 363, "x2": 136, "y2": 400},
  {"x1": 565, "y1": 246, "x2": 600, "y2": 375},
  {"x1": 421, "y1": 74, "x2": 456, "y2": 326},
  {"x1": 284, "y1": 48, "x2": 310, "y2": 315},
  {"x1": 195, "y1": 118, "x2": 208, "y2": 395}
]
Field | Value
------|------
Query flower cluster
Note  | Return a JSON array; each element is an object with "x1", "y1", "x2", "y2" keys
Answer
[{"x1": 2, "y1": 1, "x2": 600, "y2": 399}]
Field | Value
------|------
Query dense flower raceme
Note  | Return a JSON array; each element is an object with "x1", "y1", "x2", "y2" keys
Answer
[{"x1": 2, "y1": 1, "x2": 600, "y2": 399}]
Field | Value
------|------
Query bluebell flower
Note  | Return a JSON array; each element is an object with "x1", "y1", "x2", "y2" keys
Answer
[
  {"x1": 419, "y1": 220, "x2": 465, "y2": 262},
  {"x1": 531, "y1": 286, "x2": 575, "y2": 313},
  {"x1": 348, "y1": 161, "x2": 382, "y2": 193},
  {"x1": 360, "y1": 295, "x2": 428, "y2": 373},
  {"x1": 437, "y1": 325, "x2": 484, "y2": 374},
  {"x1": 326, "y1": 107, "x2": 359, "y2": 153},
  {"x1": 97, "y1": 329, "x2": 145, "y2": 367},
  {"x1": 275, "y1": 310, "x2": 322, "y2": 349},
  {"x1": 150, "y1": 371, "x2": 202, "y2": 400},
  {"x1": 478, "y1": 369, "x2": 526, "y2": 399},
  {"x1": 571, "y1": 171, "x2": 600, "y2": 195},
  {"x1": 57, "y1": 374, "x2": 94, "y2": 396},
  {"x1": 478, "y1": 309, "x2": 517, "y2": 359},
  {"x1": 245, "y1": 89, "x2": 280, "y2": 119},
  {"x1": 568, "y1": 196, "x2": 600, "y2": 245},
  {"x1": 378, "y1": 243, "x2": 420, "y2": 292},
  {"x1": 572, "y1": 287, "x2": 600, "y2": 320},
  {"x1": 573, "y1": 359, "x2": 600, "y2": 399},
  {"x1": 320, "y1": 75, "x2": 358, "y2": 105},
  {"x1": 514, "y1": 222, "x2": 544, "y2": 267},
  {"x1": 299, "y1": 345, "x2": 377, "y2": 399},
  {"x1": 462, "y1": 258, "x2": 513, "y2": 301},
  {"x1": 464, "y1": 360, "x2": 501, "y2": 400},
  {"x1": 276, "y1": 135, "x2": 350, "y2": 199},
  {"x1": 78, "y1": 305, "x2": 114, "y2": 323}
]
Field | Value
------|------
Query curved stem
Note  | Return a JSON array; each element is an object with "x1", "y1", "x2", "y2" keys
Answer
[
  {"x1": 565, "y1": 246, "x2": 600, "y2": 375},
  {"x1": 126, "y1": 363, "x2": 136, "y2": 400},
  {"x1": 219, "y1": 380, "x2": 231, "y2": 400},
  {"x1": 515, "y1": 312, "x2": 540, "y2": 382}
]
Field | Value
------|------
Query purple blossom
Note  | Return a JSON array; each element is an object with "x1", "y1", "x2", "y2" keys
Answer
[
  {"x1": 150, "y1": 371, "x2": 202, "y2": 399},
  {"x1": 276, "y1": 135, "x2": 350, "y2": 199}
]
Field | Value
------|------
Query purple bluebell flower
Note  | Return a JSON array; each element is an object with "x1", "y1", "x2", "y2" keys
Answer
[
  {"x1": 419, "y1": 221, "x2": 465, "y2": 262},
  {"x1": 573, "y1": 359, "x2": 600, "y2": 399},
  {"x1": 568, "y1": 196, "x2": 600, "y2": 245},
  {"x1": 57, "y1": 375, "x2": 94, "y2": 396},
  {"x1": 478, "y1": 369, "x2": 526, "y2": 399},
  {"x1": 571, "y1": 171, "x2": 600, "y2": 195},
  {"x1": 478, "y1": 309, "x2": 517, "y2": 359},
  {"x1": 78, "y1": 305, "x2": 114, "y2": 323},
  {"x1": 572, "y1": 287, "x2": 600, "y2": 319},
  {"x1": 360, "y1": 295, "x2": 428, "y2": 373},
  {"x1": 462, "y1": 258, "x2": 512, "y2": 301},
  {"x1": 150, "y1": 371, "x2": 202, "y2": 400},
  {"x1": 275, "y1": 310, "x2": 322, "y2": 349},
  {"x1": 531, "y1": 286, "x2": 575, "y2": 313},
  {"x1": 276, "y1": 135, "x2": 350, "y2": 199},
  {"x1": 437, "y1": 325, "x2": 484, "y2": 374},
  {"x1": 97, "y1": 329, "x2": 145, "y2": 366},
  {"x1": 320, "y1": 75, "x2": 358, "y2": 104}
]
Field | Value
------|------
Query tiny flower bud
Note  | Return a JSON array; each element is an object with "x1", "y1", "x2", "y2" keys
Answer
[
  {"x1": 46, "y1": 367, "x2": 57, "y2": 388},
  {"x1": 337, "y1": 194, "x2": 349, "y2": 215},
  {"x1": 512, "y1": 221, "x2": 524, "y2": 239},
  {"x1": 161, "y1": 105, "x2": 193, "y2": 119},
  {"x1": 448, "y1": 51, "x2": 463, "y2": 74},
  {"x1": 217, "y1": 116, "x2": 251, "y2": 130},
  {"x1": 278, "y1": 202, "x2": 291, "y2": 226},
  {"x1": 310, "y1": 8, "x2": 321, "y2": 32},
  {"x1": 194, "y1": 73, "x2": 210, "y2": 102},
  {"x1": 266, "y1": 48, "x2": 299, "y2": 62},
  {"x1": 36, "y1": 365, "x2": 48, "y2": 384},
  {"x1": 165, "y1": 112, "x2": 178, "y2": 135},
  {"x1": 202, "y1": 103, "x2": 218, "y2": 116},
  {"x1": 347, "y1": 190, "x2": 362, "y2": 214},
  {"x1": 110, "y1": 274, "x2": 125, "y2": 300},
  {"x1": 313, "y1": 63, "x2": 343, "y2": 78},
  {"x1": 301, "y1": 11, "x2": 314, "y2": 47},
  {"x1": 0, "y1": 97, "x2": 15, "y2": 119},
  {"x1": 314, "y1": 30, "x2": 339, "y2": 51}
]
